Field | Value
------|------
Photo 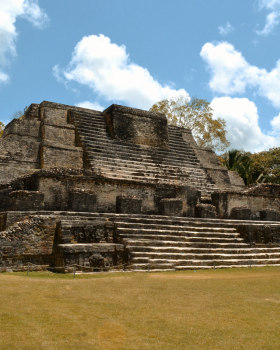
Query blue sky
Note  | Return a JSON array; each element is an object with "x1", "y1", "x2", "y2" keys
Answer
[{"x1": 1, "y1": 0, "x2": 280, "y2": 152}]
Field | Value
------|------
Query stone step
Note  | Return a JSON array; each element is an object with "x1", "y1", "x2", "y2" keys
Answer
[
  {"x1": 94, "y1": 164, "x2": 206, "y2": 178},
  {"x1": 131, "y1": 259, "x2": 280, "y2": 271},
  {"x1": 120, "y1": 232, "x2": 242, "y2": 242},
  {"x1": 95, "y1": 168, "x2": 210, "y2": 184},
  {"x1": 130, "y1": 251, "x2": 280, "y2": 260},
  {"x1": 93, "y1": 165, "x2": 208, "y2": 183},
  {"x1": 88, "y1": 156, "x2": 205, "y2": 176},
  {"x1": 122, "y1": 235, "x2": 244, "y2": 243},
  {"x1": 118, "y1": 227, "x2": 239, "y2": 236},
  {"x1": 88, "y1": 152, "x2": 202, "y2": 168},
  {"x1": 175, "y1": 264, "x2": 280, "y2": 270},
  {"x1": 92, "y1": 167, "x2": 215, "y2": 189},
  {"x1": 112, "y1": 215, "x2": 280, "y2": 227},
  {"x1": 85, "y1": 145, "x2": 202, "y2": 164},
  {"x1": 74, "y1": 115, "x2": 105, "y2": 124},
  {"x1": 86, "y1": 150, "x2": 202, "y2": 170},
  {"x1": 113, "y1": 217, "x2": 237, "y2": 228},
  {"x1": 78, "y1": 129, "x2": 197, "y2": 153},
  {"x1": 127, "y1": 245, "x2": 280, "y2": 254},
  {"x1": 82, "y1": 133, "x2": 196, "y2": 152},
  {"x1": 76, "y1": 120, "x2": 184, "y2": 140},
  {"x1": 93, "y1": 171, "x2": 215, "y2": 191},
  {"x1": 175, "y1": 258, "x2": 280, "y2": 266},
  {"x1": 123, "y1": 239, "x2": 249, "y2": 248},
  {"x1": 116, "y1": 223, "x2": 237, "y2": 233},
  {"x1": 87, "y1": 155, "x2": 205, "y2": 173},
  {"x1": 85, "y1": 148, "x2": 201, "y2": 167},
  {"x1": 83, "y1": 139, "x2": 200, "y2": 161}
]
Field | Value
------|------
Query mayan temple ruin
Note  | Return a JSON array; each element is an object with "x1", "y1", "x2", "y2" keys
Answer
[{"x1": 0, "y1": 101, "x2": 280, "y2": 272}]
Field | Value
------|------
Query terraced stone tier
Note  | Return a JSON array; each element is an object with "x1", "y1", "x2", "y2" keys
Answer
[
  {"x1": 2, "y1": 211, "x2": 280, "y2": 272},
  {"x1": 71, "y1": 112, "x2": 218, "y2": 197},
  {"x1": 112, "y1": 215, "x2": 280, "y2": 271}
]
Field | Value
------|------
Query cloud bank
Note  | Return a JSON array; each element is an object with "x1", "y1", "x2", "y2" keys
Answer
[
  {"x1": 0, "y1": 0, "x2": 48, "y2": 83},
  {"x1": 54, "y1": 34, "x2": 190, "y2": 110},
  {"x1": 211, "y1": 97, "x2": 278, "y2": 152},
  {"x1": 200, "y1": 41, "x2": 280, "y2": 108},
  {"x1": 201, "y1": 41, "x2": 280, "y2": 151}
]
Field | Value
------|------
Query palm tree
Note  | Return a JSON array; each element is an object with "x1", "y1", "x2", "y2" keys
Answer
[{"x1": 221, "y1": 150, "x2": 263, "y2": 186}]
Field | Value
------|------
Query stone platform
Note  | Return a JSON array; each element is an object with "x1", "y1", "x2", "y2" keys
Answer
[{"x1": 0, "y1": 101, "x2": 279, "y2": 272}]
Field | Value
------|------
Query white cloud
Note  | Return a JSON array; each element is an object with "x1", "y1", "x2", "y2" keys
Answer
[
  {"x1": 54, "y1": 34, "x2": 190, "y2": 110},
  {"x1": 257, "y1": 0, "x2": 280, "y2": 35},
  {"x1": 76, "y1": 101, "x2": 104, "y2": 111},
  {"x1": 0, "y1": 0, "x2": 48, "y2": 82},
  {"x1": 200, "y1": 41, "x2": 280, "y2": 108},
  {"x1": 218, "y1": 22, "x2": 234, "y2": 36},
  {"x1": 0, "y1": 70, "x2": 9, "y2": 83},
  {"x1": 270, "y1": 112, "x2": 280, "y2": 133},
  {"x1": 211, "y1": 97, "x2": 279, "y2": 152}
]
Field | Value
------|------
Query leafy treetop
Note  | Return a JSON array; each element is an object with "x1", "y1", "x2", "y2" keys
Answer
[{"x1": 150, "y1": 96, "x2": 230, "y2": 152}]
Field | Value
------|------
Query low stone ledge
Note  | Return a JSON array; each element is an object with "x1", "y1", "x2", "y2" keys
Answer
[
  {"x1": 195, "y1": 204, "x2": 216, "y2": 218},
  {"x1": 9, "y1": 190, "x2": 44, "y2": 211},
  {"x1": 236, "y1": 223, "x2": 280, "y2": 244},
  {"x1": 230, "y1": 207, "x2": 252, "y2": 220},
  {"x1": 57, "y1": 243, "x2": 124, "y2": 253},
  {"x1": 116, "y1": 196, "x2": 142, "y2": 214},
  {"x1": 260, "y1": 210, "x2": 280, "y2": 221},
  {"x1": 68, "y1": 190, "x2": 97, "y2": 212},
  {"x1": 160, "y1": 198, "x2": 183, "y2": 216}
]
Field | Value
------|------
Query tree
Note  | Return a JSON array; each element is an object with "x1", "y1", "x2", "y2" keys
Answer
[
  {"x1": 0, "y1": 121, "x2": 4, "y2": 138},
  {"x1": 220, "y1": 149, "x2": 261, "y2": 185},
  {"x1": 150, "y1": 96, "x2": 230, "y2": 152},
  {"x1": 250, "y1": 148, "x2": 280, "y2": 184}
]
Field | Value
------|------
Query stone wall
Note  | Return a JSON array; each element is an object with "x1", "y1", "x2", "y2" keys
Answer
[
  {"x1": 0, "y1": 106, "x2": 41, "y2": 184},
  {"x1": 103, "y1": 104, "x2": 169, "y2": 148},
  {"x1": 212, "y1": 190, "x2": 280, "y2": 219},
  {"x1": 39, "y1": 104, "x2": 83, "y2": 169},
  {"x1": 1, "y1": 170, "x2": 201, "y2": 215},
  {"x1": 0, "y1": 215, "x2": 56, "y2": 271}
]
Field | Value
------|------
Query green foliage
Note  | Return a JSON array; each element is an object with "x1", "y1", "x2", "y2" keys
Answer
[
  {"x1": 150, "y1": 96, "x2": 230, "y2": 152},
  {"x1": 0, "y1": 121, "x2": 4, "y2": 138},
  {"x1": 250, "y1": 148, "x2": 280, "y2": 184},
  {"x1": 221, "y1": 149, "x2": 260, "y2": 185},
  {"x1": 221, "y1": 147, "x2": 280, "y2": 185}
]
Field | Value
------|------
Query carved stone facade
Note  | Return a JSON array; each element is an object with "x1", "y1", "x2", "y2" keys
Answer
[{"x1": 0, "y1": 101, "x2": 280, "y2": 272}]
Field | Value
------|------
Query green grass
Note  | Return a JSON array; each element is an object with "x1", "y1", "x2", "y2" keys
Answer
[{"x1": 0, "y1": 267, "x2": 280, "y2": 350}]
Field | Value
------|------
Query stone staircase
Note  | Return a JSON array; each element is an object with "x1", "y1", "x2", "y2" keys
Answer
[
  {"x1": 72, "y1": 112, "x2": 218, "y2": 197},
  {"x1": 112, "y1": 215, "x2": 280, "y2": 271},
  {"x1": 3, "y1": 211, "x2": 280, "y2": 272}
]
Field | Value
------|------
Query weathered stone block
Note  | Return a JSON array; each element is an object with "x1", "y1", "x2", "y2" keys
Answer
[
  {"x1": 40, "y1": 143, "x2": 83, "y2": 169},
  {"x1": 54, "y1": 243, "x2": 125, "y2": 272},
  {"x1": 103, "y1": 104, "x2": 169, "y2": 148},
  {"x1": 230, "y1": 207, "x2": 252, "y2": 220},
  {"x1": 40, "y1": 107, "x2": 67, "y2": 126},
  {"x1": 160, "y1": 198, "x2": 183, "y2": 216},
  {"x1": 41, "y1": 124, "x2": 75, "y2": 146},
  {"x1": 260, "y1": 210, "x2": 280, "y2": 221},
  {"x1": 185, "y1": 186, "x2": 200, "y2": 217},
  {"x1": 3, "y1": 117, "x2": 40, "y2": 138},
  {"x1": 195, "y1": 204, "x2": 216, "y2": 218},
  {"x1": 9, "y1": 190, "x2": 44, "y2": 210},
  {"x1": 116, "y1": 196, "x2": 142, "y2": 214},
  {"x1": 69, "y1": 191, "x2": 97, "y2": 212}
]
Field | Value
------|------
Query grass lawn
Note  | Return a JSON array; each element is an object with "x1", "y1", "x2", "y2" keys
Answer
[{"x1": 0, "y1": 267, "x2": 280, "y2": 350}]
